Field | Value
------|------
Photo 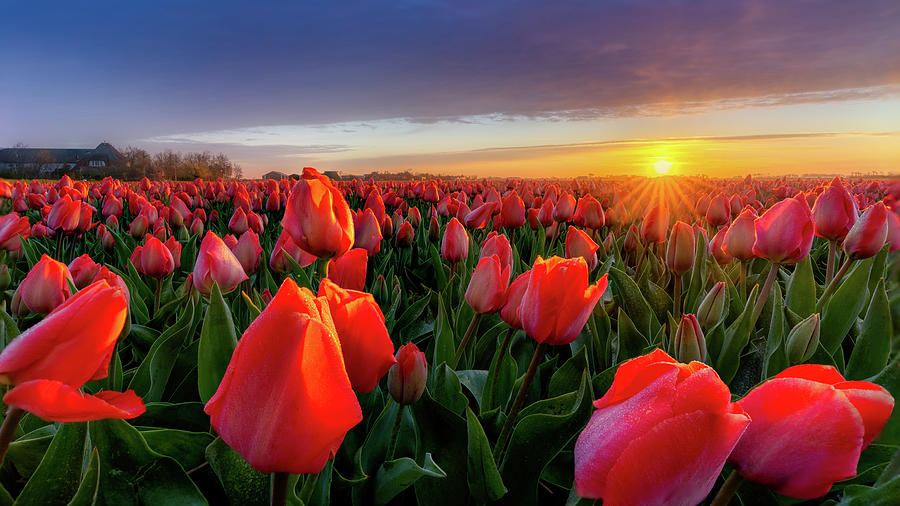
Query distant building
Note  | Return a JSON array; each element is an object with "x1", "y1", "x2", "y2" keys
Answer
[
  {"x1": 323, "y1": 170, "x2": 342, "y2": 181},
  {"x1": 0, "y1": 142, "x2": 123, "y2": 177},
  {"x1": 262, "y1": 171, "x2": 288, "y2": 180}
]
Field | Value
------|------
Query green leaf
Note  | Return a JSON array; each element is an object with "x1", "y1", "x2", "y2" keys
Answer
[
  {"x1": 198, "y1": 283, "x2": 238, "y2": 403},
  {"x1": 785, "y1": 256, "x2": 815, "y2": 318},
  {"x1": 15, "y1": 422, "x2": 87, "y2": 505},
  {"x1": 846, "y1": 278, "x2": 892, "y2": 380},
  {"x1": 141, "y1": 429, "x2": 215, "y2": 471},
  {"x1": 716, "y1": 284, "x2": 759, "y2": 384},
  {"x1": 465, "y1": 407, "x2": 506, "y2": 502},
  {"x1": 205, "y1": 437, "x2": 268, "y2": 506},
  {"x1": 763, "y1": 281, "x2": 789, "y2": 378},
  {"x1": 127, "y1": 300, "x2": 196, "y2": 402},
  {"x1": 431, "y1": 295, "x2": 456, "y2": 371},
  {"x1": 393, "y1": 292, "x2": 431, "y2": 337},
  {"x1": 431, "y1": 363, "x2": 468, "y2": 415},
  {"x1": 66, "y1": 448, "x2": 101, "y2": 506},
  {"x1": 0, "y1": 307, "x2": 20, "y2": 349},
  {"x1": 374, "y1": 454, "x2": 446, "y2": 505},
  {"x1": 548, "y1": 346, "x2": 588, "y2": 398},
  {"x1": 612, "y1": 308, "x2": 645, "y2": 364},
  {"x1": 481, "y1": 330, "x2": 517, "y2": 413},
  {"x1": 820, "y1": 258, "x2": 873, "y2": 354},
  {"x1": 607, "y1": 267, "x2": 659, "y2": 337},
  {"x1": 873, "y1": 353, "x2": 900, "y2": 445},
  {"x1": 836, "y1": 476, "x2": 900, "y2": 505},
  {"x1": 498, "y1": 371, "x2": 592, "y2": 506},
  {"x1": 412, "y1": 392, "x2": 468, "y2": 506},
  {"x1": 88, "y1": 418, "x2": 207, "y2": 506}
]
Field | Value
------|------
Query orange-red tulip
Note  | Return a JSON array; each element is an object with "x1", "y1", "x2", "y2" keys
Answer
[
  {"x1": 665, "y1": 221, "x2": 696, "y2": 275},
  {"x1": 465, "y1": 255, "x2": 511, "y2": 314},
  {"x1": 729, "y1": 365, "x2": 893, "y2": 499},
  {"x1": 327, "y1": 248, "x2": 367, "y2": 291},
  {"x1": 16, "y1": 254, "x2": 72, "y2": 314},
  {"x1": 842, "y1": 202, "x2": 888, "y2": 259},
  {"x1": 282, "y1": 168, "x2": 354, "y2": 258},
  {"x1": 387, "y1": 343, "x2": 427, "y2": 405},
  {"x1": 441, "y1": 217, "x2": 468, "y2": 264},
  {"x1": 318, "y1": 279, "x2": 396, "y2": 393},
  {"x1": 813, "y1": 177, "x2": 857, "y2": 241},
  {"x1": 205, "y1": 279, "x2": 362, "y2": 474},
  {"x1": 565, "y1": 227, "x2": 599, "y2": 271}
]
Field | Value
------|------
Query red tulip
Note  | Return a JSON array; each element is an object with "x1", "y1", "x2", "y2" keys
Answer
[
  {"x1": 228, "y1": 207, "x2": 249, "y2": 235},
  {"x1": 318, "y1": 279, "x2": 396, "y2": 393},
  {"x1": 500, "y1": 191, "x2": 526, "y2": 228},
  {"x1": 68, "y1": 254, "x2": 101, "y2": 289},
  {"x1": 387, "y1": 343, "x2": 427, "y2": 405},
  {"x1": 565, "y1": 227, "x2": 599, "y2": 271},
  {"x1": 16, "y1": 254, "x2": 72, "y2": 314},
  {"x1": 518, "y1": 256, "x2": 607, "y2": 345},
  {"x1": 709, "y1": 227, "x2": 733, "y2": 265},
  {"x1": 231, "y1": 230, "x2": 263, "y2": 275},
  {"x1": 441, "y1": 217, "x2": 469, "y2": 264},
  {"x1": 4, "y1": 380, "x2": 145, "y2": 422},
  {"x1": 480, "y1": 232, "x2": 512, "y2": 273},
  {"x1": 0, "y1": 213, "x2": 31, "y2": 252},
  {"x1": 129, "y1": 214, "x2": 149, "y2": 239},
  {"x1": 553, "y1": 193, "x2": 576, "y2": 222},
  {"x1": 722, "y1": 207, "x2": 757, "y2": 261},
  {"x1": 396, "y1": 221, "x2": 415, "y2": 247},
  {"x1": 353, "y1": 208, "x2": 383, "y2": 257},
  {"x1": 140, "y1": 236, "x2": 175, "y2": 278},
  {"x1": 574, "y1": 349, "x2": 750, "y2": 504},
  {"x1": 752, "y1": 197, "x2": 814, "y2": 264},
  {"x1": 464, "y1": 202, "x2": 495, "y2": 229},
  {"x1": 706, "y1": 193, "x2": 731, "y2": 227},
  {"x1": 46, "y1": 195, "x2": 81, "y2": 233},
  {"x1": 665, "y1": 221, "x2": 695, "y2": 276},
  {"x1": 673, "y1": 314, "x2": 706, "y2": 362},
  {"x1": 573, "y1": 195, "x2": 605, "y2": 229},
  {"x1": 812, "y1": 177, "x2": 857, "y2": 241},
  {"x1": 842, "y1": 202, "x2": 888, "y2": 259},
  {"x1": 500, "y1": 271, "x2": 530, "y2": 330},
  {"x1": 193, "y1": 232, "x2": 248, "y2": 295},
  {"x1": 270, "y1": 229, "x2": 316, "y2": 273},
  {"x1": 282, "y1": 168, "x2": 354, "y2": 258},
  {"x1": 0, "y1": 280, "x2": 126, "y2": 387},
  {"x1": 640, "y1": 205, "x2": 669, "y2": 244},
  {"x1": 729, "y1": 365, "x2": 894, "y2": 499},
  {"x1": 327, "y1": 248, "x2": 367, "y2": 291},
  {"x1": 887, "y1": 210, "x2": 900, "y2": 252},
  {"x1": 465, "y1": 255, "x2": 511, "y2": 314},
  {"x1": 205, "y1": 279, "x2": 362, "y2": 474}
]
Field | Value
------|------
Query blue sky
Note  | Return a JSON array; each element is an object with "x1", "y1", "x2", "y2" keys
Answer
[{"x1": 2, "y1": 0, "x2": 898, "y2": 177}]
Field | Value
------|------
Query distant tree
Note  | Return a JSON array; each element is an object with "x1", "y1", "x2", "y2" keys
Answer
[
  {"x1": 153, "y1": 150, "x2": 181, "y2": 180},
  {"x1": 120, "y1": 146, "x2": 153, "y2": 179}
]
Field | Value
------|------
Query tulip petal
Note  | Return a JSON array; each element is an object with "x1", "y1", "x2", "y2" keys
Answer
[
  {"x1": 774, "y1": 364, "x2": 845, "y2": 384},
  {"x1": 3, "y1": 380, "x2": 145, "y2": 422},
  {"x1": 593, "y1": 349, "x2": 676, "y2": 409},
  {"x1": 730, "y1": 377, "x2": 864, "y2": 499},
  {"x1": 604, "y1": 410, "x2": 750, "y2": 506},
  {"x1": 834, "y1": 381, "x2": 895, "y2": 448}
]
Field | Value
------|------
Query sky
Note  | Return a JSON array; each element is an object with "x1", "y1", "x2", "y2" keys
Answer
[{"x1": 1, "y1": 0, "x2": 899, "y2": 178}]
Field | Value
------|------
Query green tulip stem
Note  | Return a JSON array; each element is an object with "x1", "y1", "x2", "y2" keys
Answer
[
  {"x1": 673, "y1": 274, "x2": 682, "y2": 317},
  {"x1": 452, "y1": 312, "x2": 482, "y2": 369},
  {"x1": 55, "y1": 232, "x2": 63, "y2": 260},
  {"x1": 817, "y1": 257, "x2": 854, "y2": 312},
  {"x1": 0, "y1": 406, "x2": 25, "y2": 468},
  {"x1": 494, "y1": 341, "x2": 547, "y2": 465},
  {"x1": 710, "y1": 470, "x2": 744, "y2": 506},
  {"x1": 154, "y1": 277, "x2": 163, "y2": 317},
  {"x1": 751, "y1": 262, "x2": 779, "y2": 326},
  {"x1": 825, "y1": 240, "x2": 837, "y2": 285},
  {"x1": 386, "y1": 403, "x2": 404, "y2": 461},
  {"x1": 634, "y1": 242, "x2": 646, "y2": 277},
  {"x1": 270, "y1": 471, "x2": 289, "y2": 506},
  {"x1": 738, "y1": 260, "x2": 747, "y2": 301},
  {"x1": 486, "y1": 327, "x2": 516, "y2": 406}
]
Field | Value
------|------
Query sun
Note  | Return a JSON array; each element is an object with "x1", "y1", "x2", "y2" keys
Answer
[{"x1": 652, "y1": 158, "x2": 673, "y2": 176}]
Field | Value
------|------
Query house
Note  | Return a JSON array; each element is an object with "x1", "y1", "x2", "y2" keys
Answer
[
  {"x1": 262, "y1": 171, "x2": 288, "y2": 180},
  {"x1": 0, "y1": 142, "x2": 123, "y2": 177}
]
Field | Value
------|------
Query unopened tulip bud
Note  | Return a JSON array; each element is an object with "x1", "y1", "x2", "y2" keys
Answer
[
  {"x1": 387, "y1": 343, "x2": 428, "y2": 405},
  {"x1": 674, "y1": 314, "x2": 706, "y2": 363},
  {"x1": 665, "y1": 221, "x2": 696, "y2": 275},
  {"x1": 0, "y1": 264, "x2": 10, "y2": 291},
  {"x1": 396, "y1": 221, "x2": 414, "y2": 247},
  {"x1": 441, "y1": 217, "x2": 468, "y2": 264},
  {"x1": 373, "y1": 274, "x2": 388, "y2": 304},
  {"x1": 786, "y1": 313, "x2": 820, "y2": 364},
  {"x1": 843, "y1": 202, "x2": 888, "y2": 260},
  {"x1": 428, "y1": 216, "x2": 440, "y2": 242},
  {"x1": 696, "y1": 282, "x2": 727, "y2": 328}
]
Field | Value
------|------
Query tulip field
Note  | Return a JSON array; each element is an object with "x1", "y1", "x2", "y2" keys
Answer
[{"x1": 0, "y1": 171, "x2": 899, "y2": 506}]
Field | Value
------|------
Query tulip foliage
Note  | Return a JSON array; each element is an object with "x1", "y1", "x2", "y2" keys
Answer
[{"x1": 0, "y1": 172, "x2": 897, "y2": 505}]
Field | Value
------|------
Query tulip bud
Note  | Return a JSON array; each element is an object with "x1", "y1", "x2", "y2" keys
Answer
[
  {"x1": 428, "y1": 215, "x2": 440, "y2": 242},
  {"x1": 387, "y1": 343, "x2": 428, "y2": 405},
  {"x1": 396, "y1": 221, "x2": 415, "y2": 247},
  {"x1": 665, "y1": 221, "x2": 696, "y2": 275},
  {"x1": 373, "y1": 274, "x2": 388, "y2": 304},
  {"x1": 696, "y1": 282, "x2": 727, "y2": 328},
  {"x1": 441, "y1": 217, "x2": 469, "y2": 264},
  {"x1": 785, "y1": 313, "x2": 820, "y2": 364},
  {"x1": 843, "y1": 202, "x2": 888, "y2": 260},
  {"x1": 0, "y1": 264, "x2": 10, "y2": 291},
  {"x1": 674, "y1": 314, "x2": 706, "y2": 363},
  {"x1": 18, "y1": 254, "x2": 73, "y2": 314},
  {"x1": 465, "y1": 255, "x2": 511, "y2": 314}
]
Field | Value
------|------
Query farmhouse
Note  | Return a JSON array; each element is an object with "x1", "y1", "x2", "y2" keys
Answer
[{"x1": 0, "y1": 142, "x2": 123, "y2": 177}]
